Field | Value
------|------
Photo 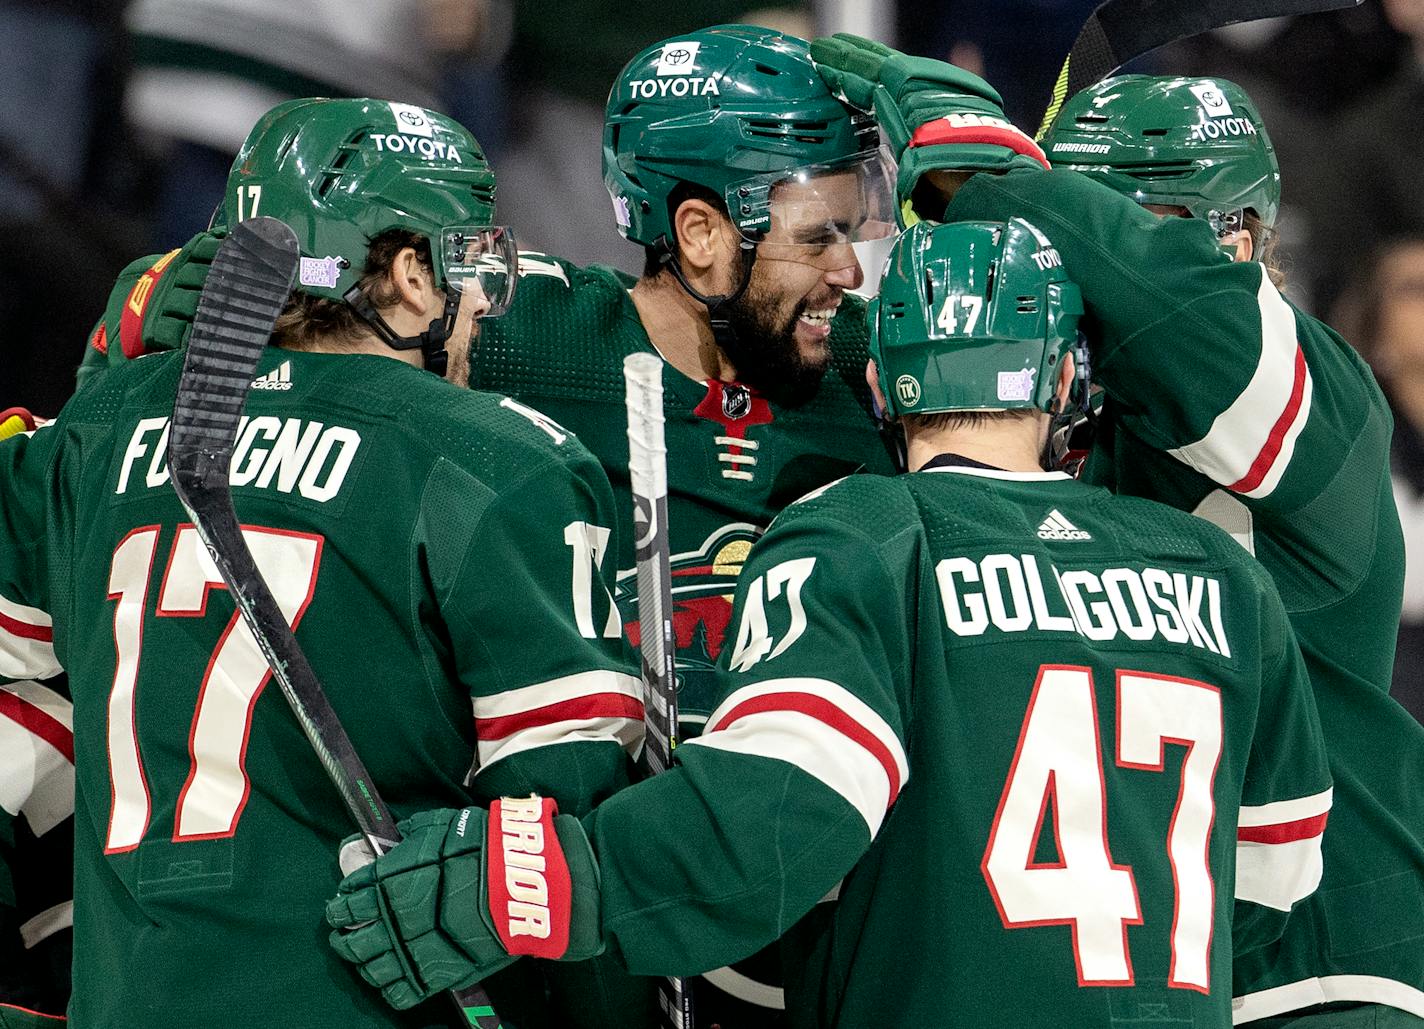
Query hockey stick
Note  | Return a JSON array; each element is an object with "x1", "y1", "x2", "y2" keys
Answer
[
  {"x1": 622, "y1": 352, "x2": 694, "y2": 1029},
  {"x1": 166, "y1": 216, "x2": 504, "y2": 1029},
  {"x1": 1036, "y1": 0, "x2": 1364, "y2": 138}
]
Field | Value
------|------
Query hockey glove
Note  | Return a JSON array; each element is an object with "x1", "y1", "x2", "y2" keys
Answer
[
  {"x1": 811, "y1": 33, "x2": 1048, "y2": 221},
  {"x1": 325, "y1": 799, "x2": 604, "y2": 1011},
  {"x1": 79, "y1": 229, "x2": 225, "y2": 386}
]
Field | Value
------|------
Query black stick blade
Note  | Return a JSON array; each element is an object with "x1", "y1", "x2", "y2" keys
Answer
[
  {"x1": 169, "y1": 217, "x2": 298, "y2": 490},
  {"x1": 1038, "y1": 0, "x2": 1364, "y2": 138}
]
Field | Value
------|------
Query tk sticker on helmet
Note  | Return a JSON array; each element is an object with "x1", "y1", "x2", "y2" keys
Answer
[{"x1": 895, "y1": 375, "x2": 921, "y2": 407}]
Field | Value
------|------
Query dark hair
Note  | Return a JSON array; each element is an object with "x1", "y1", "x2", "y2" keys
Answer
[
  {"x1": 641, "y1": 182, "x2": 729, "y2": 279},
  {"x1": 272, "y1": 229, "x2": 433, "y2": 351},
  {"x1": 901, "y1": 408, "x2": 1037, "y2": 433},
  {"x1": 1244, "y1": 210, "x2": 1285, "y2": 289}
]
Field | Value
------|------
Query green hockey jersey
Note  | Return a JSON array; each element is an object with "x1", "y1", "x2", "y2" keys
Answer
[
  {"x1": 471, "y1": 255, "x2": 899, "y2": 727},
  {"x1": 81, "y1": 251, "x2": 900, "y2": 728},
  {"x1": 585, "y1": 466, "x2": 1333, "y2": 1028},
  {"x1": 0, "y1": 349, "x2": 642, "y2": 1028},
  {"x1": 948, "y1": 166, "x2": 1424, "y2": 1021},
  {"x1": 77, "y1": 247, "x2": 896, "y2": 1027}
]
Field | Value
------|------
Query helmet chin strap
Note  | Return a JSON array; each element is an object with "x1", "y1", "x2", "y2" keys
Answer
[
  {"x1": 342, "y1": 285, "x2": 457, "y2": 377},
  {"x1": 655, "y1": 237, "x2": 758, "y2": 353}
]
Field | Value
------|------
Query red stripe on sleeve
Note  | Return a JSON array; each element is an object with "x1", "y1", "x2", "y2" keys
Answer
[
  {"x1": 709, "y1": 692, "x2": 903, "y2": 804},
  {"x1": 1237, "y1": 811, "x2": 1328, "y2": 845},
  {"x1": 0, "y1": 690, "x2": 74, "y2": 763},
  {"x1": 1229, "y1": 344, "x2": 1308, "y2": 494},
  {"x1": 475, "y1": 693, "x2": 644, "y2": 741},
  {"x1": 0, "y1": 609, "x2": 53, "y2": 643}
]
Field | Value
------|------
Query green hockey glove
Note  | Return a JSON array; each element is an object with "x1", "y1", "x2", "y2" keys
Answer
[
  {"x1": 326, "y1": 799, "x2": 604, "y2": 1011},
  {"x1": 811, "y1": 33, "x2": 1048, "y2": 219},
  {"x1": 79, "y1": 229, "x2": 225, "y2": 387}
]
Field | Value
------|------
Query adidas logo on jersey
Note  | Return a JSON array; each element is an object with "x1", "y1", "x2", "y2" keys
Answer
[
  {"x1": 251, "y1": 361, "x2": 293, "y2": 391},
  {"x1": 1037, "y1": 510, "x2": 1092, "y2": 541}
]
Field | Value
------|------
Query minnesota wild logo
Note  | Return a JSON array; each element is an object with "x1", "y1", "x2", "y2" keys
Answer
[{"x1": 615, "y1": 522, "x2": 763, "y2": 673}]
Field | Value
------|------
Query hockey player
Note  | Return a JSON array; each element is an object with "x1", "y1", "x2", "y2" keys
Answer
[
  {"x1": 77, "y1": 23, "x2": 909, "y2": 739},
  {"x1": 74, "y1": 26, "x2": 921, "y2": 1023},
  {"x1": 0, "y1": 98, "x2": 646, "y2": 1028},
  {"x1": 324, "y1": 217, "x2": 1334, "y2": 1028},
  {"x1": 806, "y1": 39, "x2": 1424, "y2": 1024},
  {"x1": 1034, "y1": 75, "x2": 1424, "y2": 1027}
]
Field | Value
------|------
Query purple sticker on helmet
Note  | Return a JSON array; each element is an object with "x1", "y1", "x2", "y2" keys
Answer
[{"x1": 299, "y1": 256, "x2": 342, "y2": 289}]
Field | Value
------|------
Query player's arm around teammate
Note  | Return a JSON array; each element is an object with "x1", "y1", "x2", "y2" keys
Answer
[
  {"x1": 810, "y1": 41, "x2": 1424, "y2": 1024},
  {"x1": 325, "y1": 220, "x2": 1333, "y2": 1028}
]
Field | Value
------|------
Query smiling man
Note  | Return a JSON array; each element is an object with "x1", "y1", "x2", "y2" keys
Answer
[{"x1": 75, "y1": 25, "x2": 974, "y2": 1025}]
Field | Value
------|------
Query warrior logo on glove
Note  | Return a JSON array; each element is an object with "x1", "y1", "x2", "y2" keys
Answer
[{"x1": 486, "y1": 797, "x2": 574, "y2": 958}]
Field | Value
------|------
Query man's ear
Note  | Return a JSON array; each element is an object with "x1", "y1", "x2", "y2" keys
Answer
[
  {"x1": 1223, "y1": 229, "x2": 1254, "y2": 263},
  {"x1": 672, "y1": 199, "x2": 737, "y2": 276},
  {"x1": 388, "y1": 247, "x2": 438, "y2": 313},
  {"x1": 866, "y1": 358, "x2": 890, "y2": 416},
  {"x1": 1056, "y1": 351, "x2": 1077, "y2": 411}
]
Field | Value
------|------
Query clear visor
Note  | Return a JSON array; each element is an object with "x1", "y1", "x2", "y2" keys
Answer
[
  {"x1": 729, "y1": 147, "x2": 899, "y2": 271},
  {"x1": 440, "y1": 226, "x2": 519, "y2": 317}
]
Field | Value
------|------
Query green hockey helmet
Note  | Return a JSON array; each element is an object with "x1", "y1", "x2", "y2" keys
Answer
[
  {"x1": 1041, "y1": 74, "x2": 1280, "y2": 234},
  {"x1": 868, "y1": 218, "x2": 1084, "y2": 419},
  {"x1": 603, "y1": 25, "x2": 897, "y2": 254},
  {"x1": 212, "y1": 98, "x2": 517, "y2": 373}
]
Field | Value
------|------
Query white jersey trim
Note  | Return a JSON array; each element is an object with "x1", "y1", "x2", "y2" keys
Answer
[
  {"x1": 686, "y1": 677, "x2": 909, "y2": 837},
  {"x1": 701, "y1": 965, "x2": 786, "y2": 1010},
  {"x1": 1238, "y1": 787, "x2": 1332, "y2": 827},
  {"x1": 0, "y1": 681, "x2": 75, "y2": 836},
  {"x1": 920, "y1": 467, "x2": 1072, "y2": 482},
  {"x1": 1167, "y1": 272, "x2": 1312, "y2": 499},
  {"x1": 0, "y1": 592, "x2": 59, "y2": 681},
  {"x1": 1234, "y1": 974, "x2": 1424, "y2": 1023},
  {"x1": 1234, "y1": 837, "x2": 1324, "y2": 912},
  {"x1": 471, "y1": 669, "x2": 645, "y2": 771},
  {"x1": 19, "y1": 900, "x2": 72, "y2": 949}
]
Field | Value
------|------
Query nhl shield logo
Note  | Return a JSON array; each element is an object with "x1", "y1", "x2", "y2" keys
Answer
[{"x1": 722, "y1": 383, "x2": 753, "y2": 420}]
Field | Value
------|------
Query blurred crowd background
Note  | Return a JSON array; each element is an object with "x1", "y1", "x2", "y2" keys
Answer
[{"x1": 3, "y1": 0, "x2": 1423, "y2": 722}]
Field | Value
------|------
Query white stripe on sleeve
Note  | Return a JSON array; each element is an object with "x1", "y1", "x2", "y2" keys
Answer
[
  {"x1": 1167, "y1": 272, "x2": 1312, "y2": 499},
  {"x1": 0, "y1": 680, "x2": 74, "y2": 836},
  {"x1": 0, "y1": 592, "x2": 59, "y2": 681},
  {"x1": 685, "y1": 677, "x2": 909, "y2": 837}
]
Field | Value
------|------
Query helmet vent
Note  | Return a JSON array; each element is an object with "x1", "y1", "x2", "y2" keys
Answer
[
  {"x1": 1142, "y1": 128, "x2": 1169, "y2": 136},
  {"x1": 1127, "y1": 162, "x2": 1195, "y2": 181},
  {"x1": 317, "y1": 130, "x2": 368, "y2": 198},
  {"x1": 884, "y1": 301, "x2": 905, "y2": 320},
  {"x1": 1017, "y1": 295, "x2": 1039, "y2": 314},
  {"x1": 1075, "y1": 114, "x2": 1109, "y2": 124},
  {"x1": 753, "y1": 63, "x2": 781, "y2": 76},
  {"x1": 744, "y1": 118, "x2": 833, "y2": 143}
]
